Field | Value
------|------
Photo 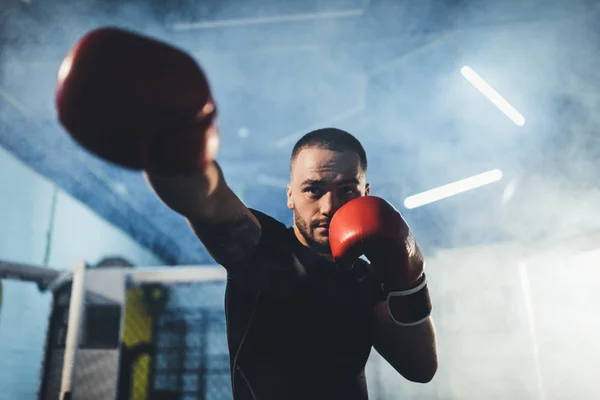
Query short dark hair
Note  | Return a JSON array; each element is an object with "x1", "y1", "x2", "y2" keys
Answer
[{"x1": 290, "y1": 127, "x2": 367, "y2": 173}]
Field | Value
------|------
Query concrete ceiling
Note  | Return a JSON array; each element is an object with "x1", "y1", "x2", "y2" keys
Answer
[{"x1": 1, "y1": 0, "x2": 599, "y2": 264}]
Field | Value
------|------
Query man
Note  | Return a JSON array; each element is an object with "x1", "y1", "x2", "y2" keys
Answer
[{"x1": 55, "y1": 27, "x2": 438, "y2": 399}]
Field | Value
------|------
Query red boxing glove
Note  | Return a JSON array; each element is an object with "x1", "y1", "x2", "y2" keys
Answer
[
  {"x1": 56, "y1": 27, "x2": 218, "y2": 174},
  {"x1": 329, "y1": 196, "x2": 432, "y2": 326}
]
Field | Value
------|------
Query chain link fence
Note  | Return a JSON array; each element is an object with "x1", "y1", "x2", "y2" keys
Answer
[{"x1": 122, "y1": 280, "x2": 232, "y2": 400}]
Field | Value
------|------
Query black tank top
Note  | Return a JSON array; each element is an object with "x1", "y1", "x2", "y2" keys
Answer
[{"x1": 224, "y1": 209, "x2": 385, "y2": 400}]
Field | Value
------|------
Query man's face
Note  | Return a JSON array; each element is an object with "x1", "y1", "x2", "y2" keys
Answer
[{"x1": 287, "y1": 148, "x2": 370, "y2": 254}]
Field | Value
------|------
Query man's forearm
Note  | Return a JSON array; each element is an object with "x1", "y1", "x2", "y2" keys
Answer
[
  {"x1": 145, "y1": 161, "x2": 262, "y2": 267},
  {"x1": 388, "y1": 317, "x2": 438, "y2": 382},
  {"x1": 144, "y1": 161, "x2": 224, "y2": 221},
  {"x1": 373, "y1": 303, "x2": 438, "y2": 383}
]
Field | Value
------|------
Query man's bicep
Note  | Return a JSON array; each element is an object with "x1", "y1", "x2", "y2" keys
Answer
[{"x1": 189, "y1": 208, "x2": 262, "y2": 267}]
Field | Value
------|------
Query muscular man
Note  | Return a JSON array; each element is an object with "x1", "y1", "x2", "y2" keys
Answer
[{"x1": 56, "y1": 27, "x2": 438, "y2": 399}]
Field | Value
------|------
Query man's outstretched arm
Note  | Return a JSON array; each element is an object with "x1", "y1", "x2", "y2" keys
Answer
[
  {"x1": 55, "y1": 27, "x2": 262, "y2": 268},
  {"x1": 146, "y1": 161, "x2": 262, "y2": 267}
]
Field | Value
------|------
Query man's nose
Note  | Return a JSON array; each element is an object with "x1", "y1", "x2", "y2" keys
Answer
[{"x1": 320, "y1": 191, "x2": 342, "y2": 216}]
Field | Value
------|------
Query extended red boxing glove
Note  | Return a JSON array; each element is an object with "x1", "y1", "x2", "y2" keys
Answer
[
  {"x1": 56, "y1": 27, "x2": 218, "y2": 174},
  {"x1": 329, "y1": 196, "x2": 432, "y2": 326}
]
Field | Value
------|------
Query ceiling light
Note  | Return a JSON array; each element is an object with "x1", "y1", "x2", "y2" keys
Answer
[
  {"x1": 403, "y1": 169, "x2": 504, "y2": 209},
  {"x1": 461, "y1": 66, "x2": 525, "y2": 127}
]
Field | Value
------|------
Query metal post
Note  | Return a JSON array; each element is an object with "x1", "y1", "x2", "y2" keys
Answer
[
  {"x1": 59, "y1": 260, "x2": 87, "y2": 400},
  {"x1": 518, "y1": 262, "x2": 546, "y2": 400}
]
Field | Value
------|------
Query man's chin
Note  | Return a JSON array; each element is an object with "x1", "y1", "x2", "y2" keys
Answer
[
  {"x1": 312, "y1": 230, "x2": 329, "y2": 242},
  {"x1": 311, "y1": 237, "x2": 331, "y2": 254},
  {"x1": 316, "y1": 239, "x2": 330, "y2": 247}
]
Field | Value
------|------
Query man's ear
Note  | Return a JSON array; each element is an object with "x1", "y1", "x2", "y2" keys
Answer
[
  {"x1": 364, "y1": 183, "x2": 371, "y2": 196},
  {"x1": 286, "y1": 184, "x2": 294, "y2": 210}
]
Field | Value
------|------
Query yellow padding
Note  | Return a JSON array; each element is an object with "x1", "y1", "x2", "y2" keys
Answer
[{"x1": 122, "y1": 288, "x2": 154, "y2": 400}]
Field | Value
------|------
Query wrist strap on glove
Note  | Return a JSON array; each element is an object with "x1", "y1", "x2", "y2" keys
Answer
[{"x1": 386, "y1": 274, "x2": 432, "y2": 327}]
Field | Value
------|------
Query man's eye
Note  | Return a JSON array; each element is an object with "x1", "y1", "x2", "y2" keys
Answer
[
  {"x1": 305, "y1": 187, "x2": 323, "y2": 196},
  {"x1": 342, "y1": 187, "x2": 357, "y2": 195}
]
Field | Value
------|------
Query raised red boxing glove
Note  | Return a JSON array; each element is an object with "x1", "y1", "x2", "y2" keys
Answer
[
  {"x1": 329, "y1": 196, "x2": 432, "y2": 326},
  {"x1": 56, "y1": 27, "x2": 219, "y2": 174}
]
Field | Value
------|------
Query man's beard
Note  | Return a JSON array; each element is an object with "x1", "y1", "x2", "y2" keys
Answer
[{"x1": 293, "y1": 208, "x2": 331, "y2": 256}]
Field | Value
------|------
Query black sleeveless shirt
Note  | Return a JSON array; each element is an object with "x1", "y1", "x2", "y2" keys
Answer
[{"x1": 224, "y1": 209, "x2": 386, "y2": 400}]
